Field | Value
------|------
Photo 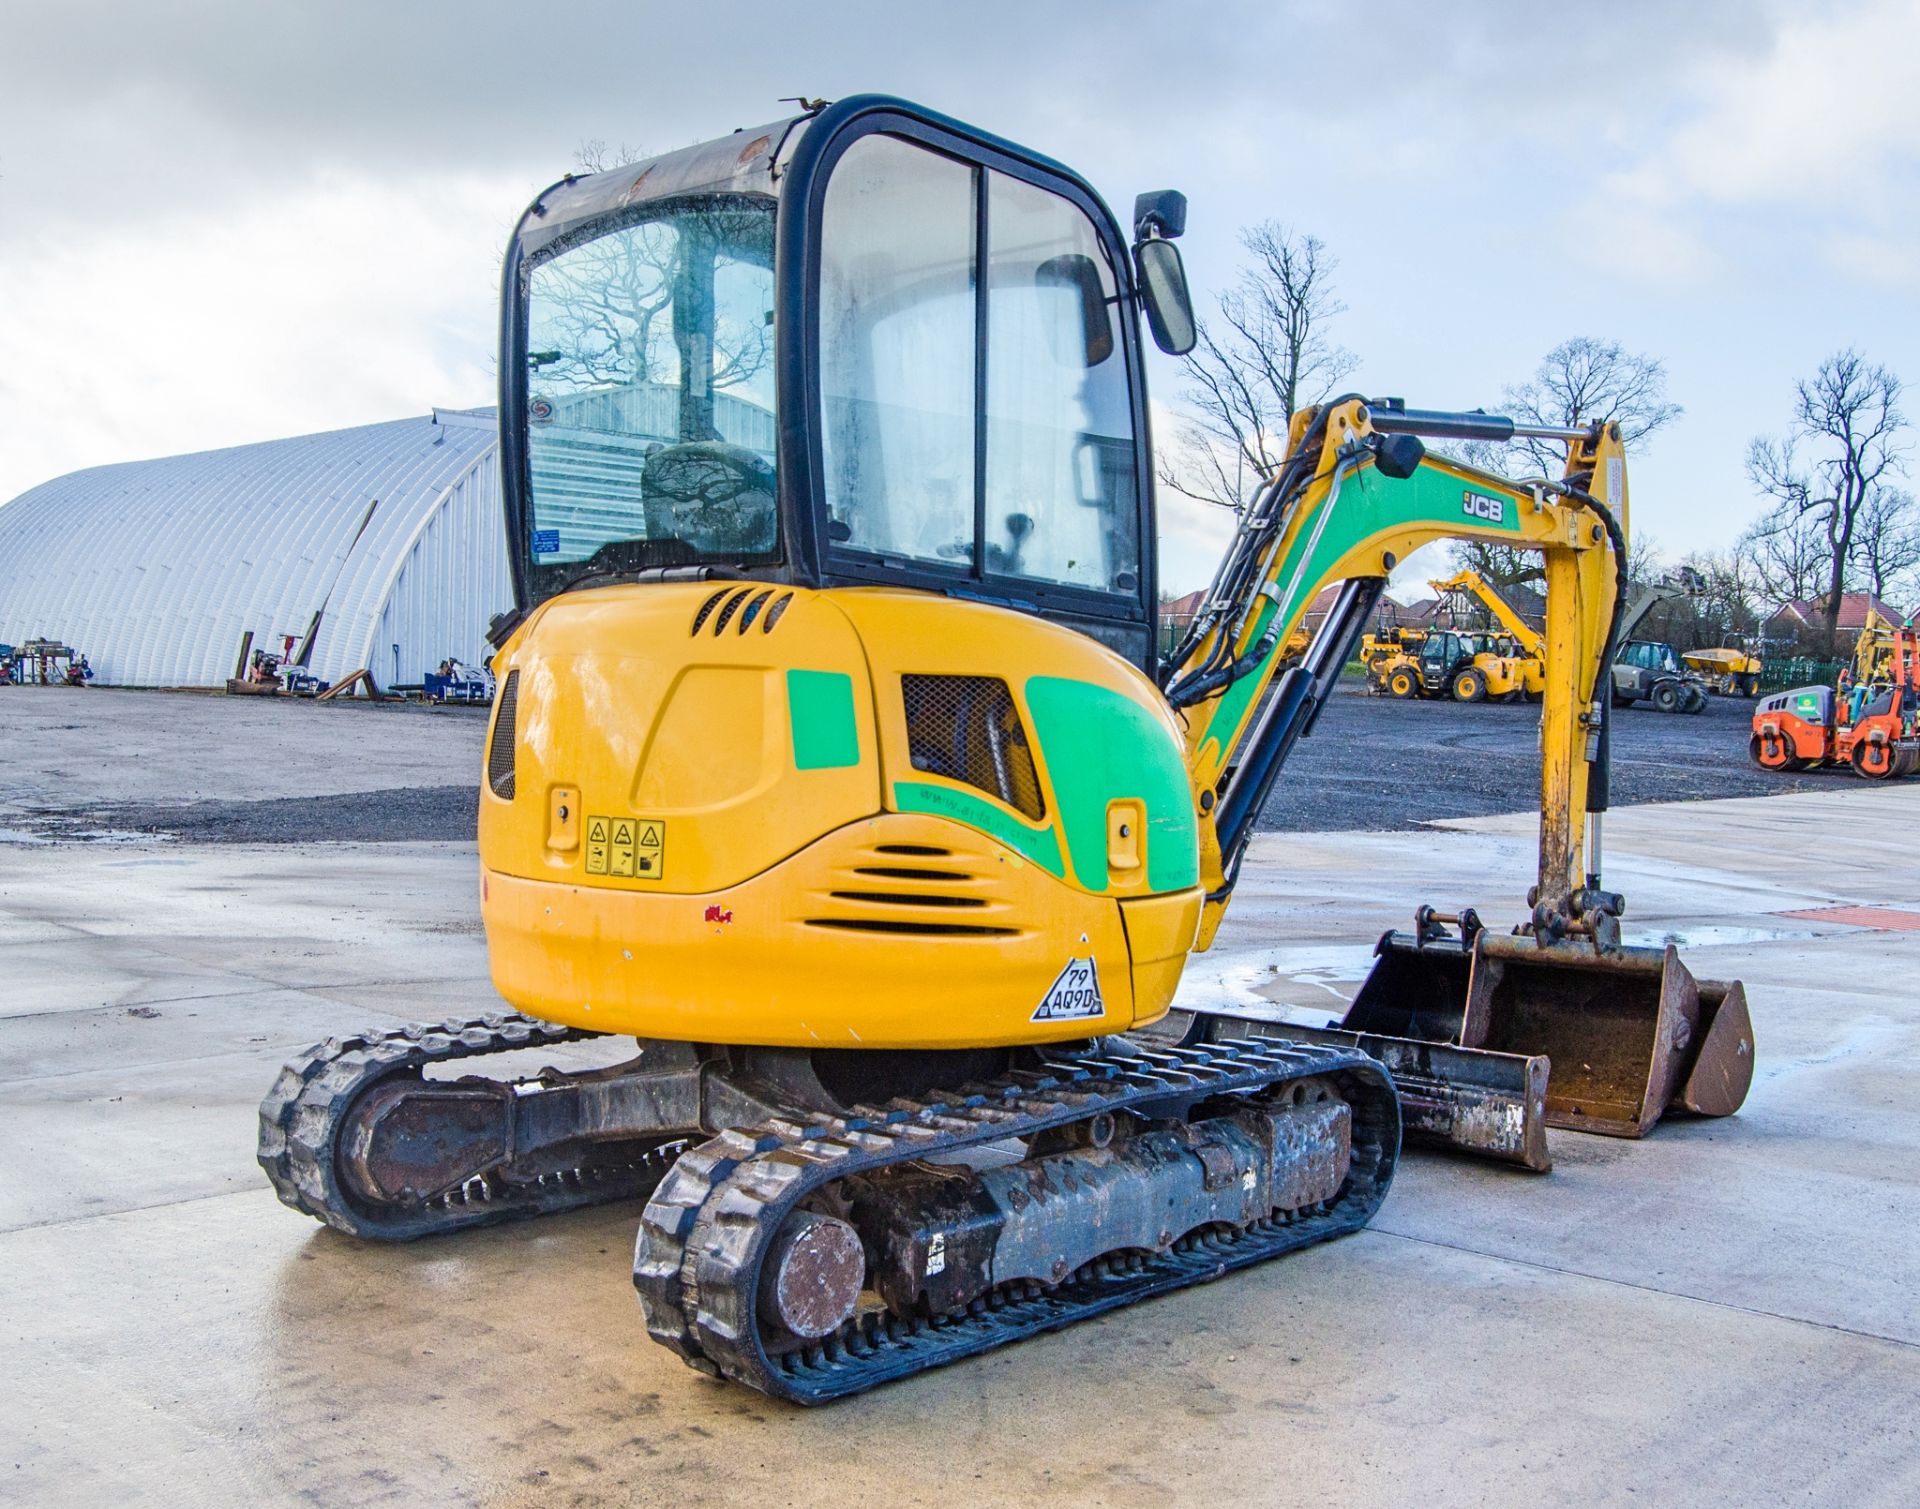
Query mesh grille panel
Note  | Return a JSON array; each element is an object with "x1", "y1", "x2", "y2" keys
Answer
[
  {"x1": 487, "y1": 670, "x2": 519, "y2": 799},
  {"x1": 901, "y1": 675, "x2": 1045, "y2": 820},
  {"x1": 689, "y1": 589, "x2": 729, "y2": 635}
]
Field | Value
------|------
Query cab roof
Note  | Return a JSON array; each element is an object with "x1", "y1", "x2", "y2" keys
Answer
[{"x1": 514, "y1": 112, "x2": 807, "y2": 262}]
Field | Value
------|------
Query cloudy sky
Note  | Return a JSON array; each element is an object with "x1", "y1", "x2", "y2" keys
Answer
[{"x1": 2, "y1": 0, "x2": 1915, "y2": 590}]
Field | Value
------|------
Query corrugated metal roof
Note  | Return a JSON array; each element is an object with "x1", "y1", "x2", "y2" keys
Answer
[{"x1": 0, "y1": 412, "x2": 511, "y2": 687}]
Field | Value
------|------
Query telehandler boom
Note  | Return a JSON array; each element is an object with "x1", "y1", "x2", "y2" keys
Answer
[{"x1": 261, "y1": 96, "x2": 1752, "y2": 1400}]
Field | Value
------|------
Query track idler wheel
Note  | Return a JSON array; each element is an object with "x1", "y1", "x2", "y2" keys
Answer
[
  {"x1": 759, "y1": 1212, "x2": 866, "y2": 1342},
  {"x1": 341, "y1": 1075, "x2": 514, "y2": 1205}
]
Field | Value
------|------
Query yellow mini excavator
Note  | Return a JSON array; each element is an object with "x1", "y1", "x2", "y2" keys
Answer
[{"x1": 260, "y1": 96, "x2": 1754, "y2": 1402}]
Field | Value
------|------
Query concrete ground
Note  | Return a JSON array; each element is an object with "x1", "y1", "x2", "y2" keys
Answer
[{"x1": 3, "y1": 693, "x2": 1918, "y2": 1506}]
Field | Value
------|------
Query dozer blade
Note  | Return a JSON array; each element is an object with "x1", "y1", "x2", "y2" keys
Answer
[
  {"x1": 1155, "y1": 1008, "x2": 1551, "y2": 1171},
  {"x1": 1338, "y1": 928, "x2": 1754, "y2": 1142}
]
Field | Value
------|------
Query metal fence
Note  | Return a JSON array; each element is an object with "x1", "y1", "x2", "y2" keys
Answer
[{"x1": 1759, "y1": 657, "x2": 1844, "y2": 694}]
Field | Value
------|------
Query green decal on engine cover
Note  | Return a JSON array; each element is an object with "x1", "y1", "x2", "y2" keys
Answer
[
  {"x1": 1023, "y1": 676, "x2": 1199, "y2": 894},
  {"x1": 893, "y1": 781, "x2": 1065, "y2": 876},
  {"x1": 786, "y1": 669, "x2": 861, "y2": 770}
]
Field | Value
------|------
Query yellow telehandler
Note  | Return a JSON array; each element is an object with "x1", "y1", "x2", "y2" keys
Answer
[
  {"x1": 260, "y1": 96, "x2": 1753, "y2": 1402},
  {"x1": 1363, "y1": 569, "x2": 1544, "y2": 703}
]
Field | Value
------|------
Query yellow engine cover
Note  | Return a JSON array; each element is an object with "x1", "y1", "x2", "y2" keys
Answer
[{"x1": 479, "y1": 583, "x2": 1203, "y2": 1049}]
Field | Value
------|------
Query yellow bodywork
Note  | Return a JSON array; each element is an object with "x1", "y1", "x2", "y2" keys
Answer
[
  {"x1": 481, "y1": 583, "x2": 1203, "y2": 1048},
  {"x1": 1435, "y1": 567, "x2": 1549, "y2": 700},
  {"x1": 480, "y1": 399, "x2": 1628, "y2": 1051}
]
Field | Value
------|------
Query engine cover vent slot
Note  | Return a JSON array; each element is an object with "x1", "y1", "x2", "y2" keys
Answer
[
  {"x1": 487, "y1": 670, "x2": 519, "y2": 799},
  {"x1": 762, "y1": 591, "x2": 795, "y2": 633},
  {"x1": 690, "y1": 589, "x2": 730, "y2": 635},
  {"x1": 902, "y1": 675, "x2": 1045, "y2": 820},
  {"x1": 737, "y1": 589, "x2": 776, "y2": 633},
  {"x1": 803, "y1": 918, "x2": 1015, "y2": 937},
  {"x1": 853, "y1": 866, "x2": 970, "y2": 882},
  {"x1": 711, "y1": 588, "x2": 754, "y2": 634},
  {"x1": 829, "y1": 890, "x2": 986, "y2": 909},
  {"x1": 874, "y1": 843, "x2": 950, "y2": 857}
]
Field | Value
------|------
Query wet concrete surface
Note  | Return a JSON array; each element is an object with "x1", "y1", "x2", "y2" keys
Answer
[{"x1": 3, "y1": 693, "x2": 1917, "y2": 1502}]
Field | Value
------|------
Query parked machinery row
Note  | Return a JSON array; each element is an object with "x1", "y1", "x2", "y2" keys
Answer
[
  {"x1": 1752, "y1": 614, "x2": 1920, "y2": 779},
  {"x1": 1363, "y1": 570, "x2": 1720, "y2": 712}
]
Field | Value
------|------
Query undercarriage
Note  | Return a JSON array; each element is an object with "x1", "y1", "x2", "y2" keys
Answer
[{"x1": 260, "y1": 1014, "x2": 1399, "y2": 1402}]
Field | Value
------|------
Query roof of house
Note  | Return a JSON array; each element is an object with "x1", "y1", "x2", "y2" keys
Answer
[{"x1": 1771, "y1": 593, "x2": 1909, "y2": 631}]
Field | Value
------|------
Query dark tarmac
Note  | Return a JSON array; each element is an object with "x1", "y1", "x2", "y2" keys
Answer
[{"x1": 2, "y1": 681, "x2": 1847, "y2": 844}]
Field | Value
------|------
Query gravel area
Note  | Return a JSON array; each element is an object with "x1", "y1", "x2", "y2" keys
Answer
[
  {"x1": 0, "y1": 677, "x2": 1856, "y2": 845},
  {"x1": 1253, "y1": 680, "x2": 1846, "y2": 832}
]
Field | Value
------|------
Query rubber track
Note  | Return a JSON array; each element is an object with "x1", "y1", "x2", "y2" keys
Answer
[
  {"x1": 633, "y1": 1037, "x2": 1399, "y2": 1403},
  {"x1": 258, "y1": 1011, "x2": 685, "y2": 1240}
]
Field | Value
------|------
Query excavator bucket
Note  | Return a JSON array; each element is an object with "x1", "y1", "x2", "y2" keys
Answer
[{"x1": 1334, "y1": 926, "x2": 1754, "y2": 1156}]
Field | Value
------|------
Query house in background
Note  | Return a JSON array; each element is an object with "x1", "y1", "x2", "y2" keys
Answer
[{"x1": 1764, "y1": 593, "x2": 1910, "y2": 648}]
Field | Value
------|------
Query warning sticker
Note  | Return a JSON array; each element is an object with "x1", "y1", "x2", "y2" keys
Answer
[
  {"x1": 1030, "y1": 956, "x2": 1104, "y2": 1023},
  {"x1": 584, "y1": 816, "x2": 665, "y2": 880}
]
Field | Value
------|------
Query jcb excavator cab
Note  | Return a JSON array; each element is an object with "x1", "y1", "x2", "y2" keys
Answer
[{"x1": 500, "y1": 97, "x2": 1181, "y2": 671}]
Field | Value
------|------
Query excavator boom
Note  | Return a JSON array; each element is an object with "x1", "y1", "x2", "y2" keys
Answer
[{"x1": 1154, "y1": 399, "x2": 1752, "y2": 1167}]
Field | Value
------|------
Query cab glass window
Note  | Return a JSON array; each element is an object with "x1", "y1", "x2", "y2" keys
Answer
[
  {"x1": 524, "y1": 198, "x2": 778, "y2": 575},
  {"x1": 984, "y1": 172, "x2": 1137, "y2": 592},
  {"x1": 817, "y1": 132, "x2": 1140, "y2": 599},
  {"x1": 819, "y1": 135, "x2": 977, "y2": 567}
]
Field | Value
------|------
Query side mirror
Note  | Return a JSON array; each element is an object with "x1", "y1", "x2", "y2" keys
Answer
[
  {"x1": 1134, "y1": 238, "x2": 1196, "y2": 355},
  {"x1": 1036, "y1": 254, "x2": 1114, "y2": 368}
]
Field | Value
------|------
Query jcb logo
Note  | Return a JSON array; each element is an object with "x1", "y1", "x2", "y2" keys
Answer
[{"x1": 1462, "y1": 491, "x2": 1505, "y2": 524}]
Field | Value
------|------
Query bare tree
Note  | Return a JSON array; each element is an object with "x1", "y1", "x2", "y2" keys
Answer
[
  {"x1": 1494, "y1": 337, "x2": 1683, "y2": 477},
  {"x1": 1161, "y1": 223, "x2": 1355, "y2": 511},
  {"x1": 1739, "y1": 506, "x2": 1832, "y2": 622},
  {"x1": 1849, "y1": 487, "x2": 1920, "y2": 606},
  {"x1": 1448, "y1": 339, "x2": 1680, "y2": 591},
  {"x1": 1677, "y1": 549, "x2": 1763, "y2": 642},
  {"x1": 575, "y1": 139, "x2": 648, "y2": 174},
  {"x1": 1747, "y1": 349, "x2": 1909, "y2": 646}
]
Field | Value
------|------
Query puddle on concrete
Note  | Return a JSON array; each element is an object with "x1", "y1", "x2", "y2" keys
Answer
[
  {"x1": 1178, "y1": 943, "x2": 1377, "y2": 1015},
  {"x1": 0, "y1": 823, "x2": 170, "y2": 846}
]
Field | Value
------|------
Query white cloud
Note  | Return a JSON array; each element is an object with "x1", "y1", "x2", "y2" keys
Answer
[
  {"x1": 1580, "y1": 0, "x2": 1920, "y2": 287},
  {"x1": 0, "y1": 171, "x2": 517, "y2": 499}
]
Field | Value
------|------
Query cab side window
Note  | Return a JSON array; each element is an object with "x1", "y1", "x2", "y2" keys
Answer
[
  {"x1": 819, "y1": 135, "x2": 977, "y2": 568},
  {"x1": 817, "y1": 132, "x2": 1140, "y2": 600},
  {"x1": 984, "y1": 172, "x2": 1138, "y2": 593}
]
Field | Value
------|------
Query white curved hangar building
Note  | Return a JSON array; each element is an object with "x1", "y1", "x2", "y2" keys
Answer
[{"x1": 0, "y1": 409, "x2": 512, "y2": 688}]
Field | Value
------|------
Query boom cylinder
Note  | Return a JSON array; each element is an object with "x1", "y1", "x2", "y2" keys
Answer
[
  {"x1": 1366, "y1": 402, "x2": 1590, "y2": 445},
  {"x1": 1215, "y1": 576, "x2": 1384, "y2": 861}
]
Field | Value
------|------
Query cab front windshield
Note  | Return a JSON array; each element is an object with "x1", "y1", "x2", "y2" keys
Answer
[{"x1": 523, "y1": 196, "x2": 778, "y2": 579}]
